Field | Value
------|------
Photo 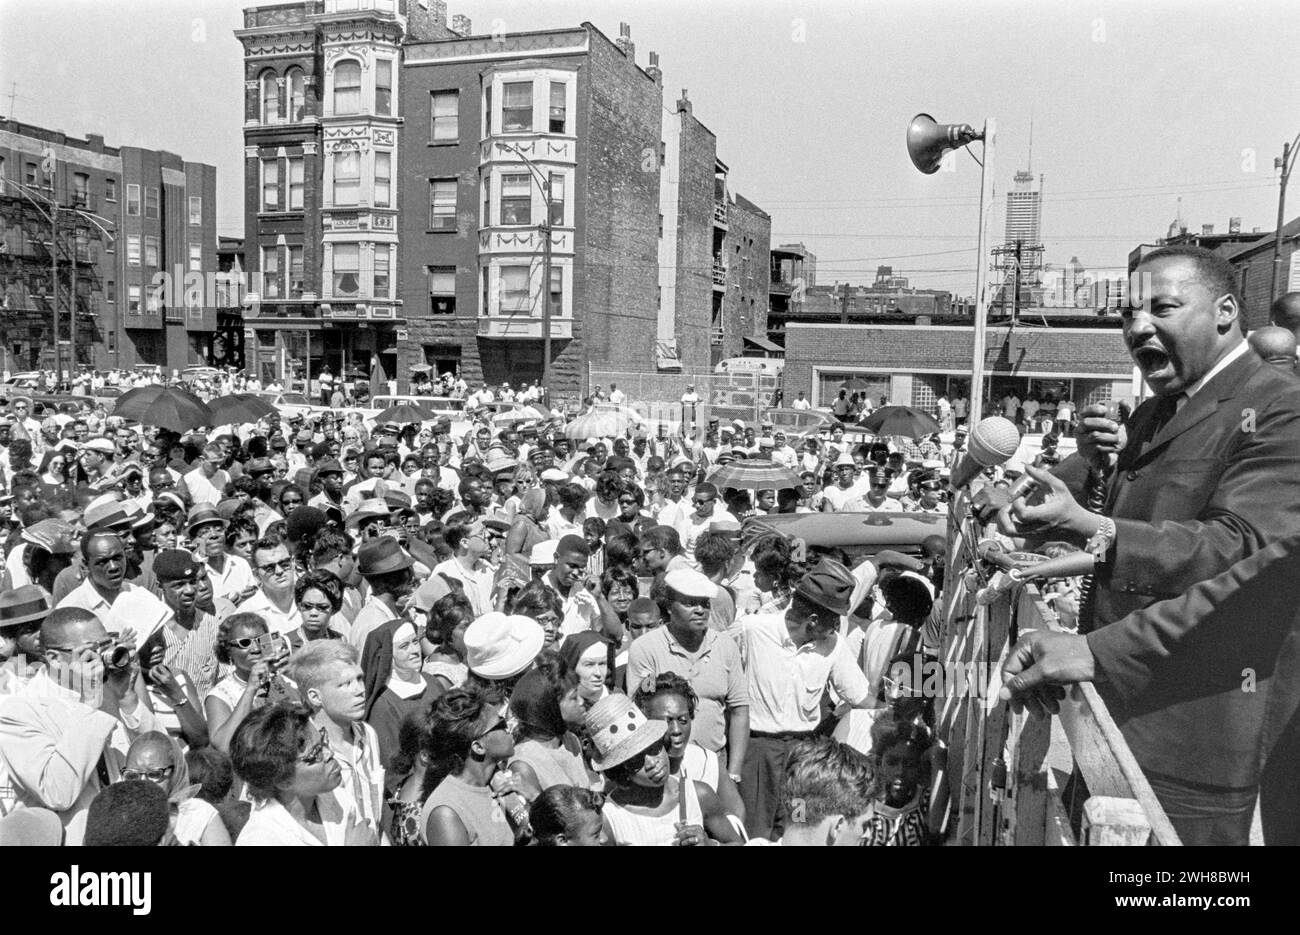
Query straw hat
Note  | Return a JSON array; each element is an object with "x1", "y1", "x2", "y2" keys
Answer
[
  {"x1": 464, "y1": 612, "x2": 544, "y2": 679},
  {"x1": 583, "y1": 693, "x2": 668, "y2": 772}
]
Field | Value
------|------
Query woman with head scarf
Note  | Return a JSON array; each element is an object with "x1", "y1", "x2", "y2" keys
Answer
[
  {"x1": 362, "y1": 618, "x2": 444, "y2": 769},
  {"x1": 503, "y1": 487, "x2": 550, "y2": 557},
  {"x1": 123, "y1": 730, "x2": 232, "y2": 846},
  {"x1": 507, "y1": 668, "x2": 590, "y2": 793}
]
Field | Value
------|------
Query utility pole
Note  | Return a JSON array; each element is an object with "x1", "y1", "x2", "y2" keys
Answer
[
  {"x1": 839, "y1": 281, "x2": 850, "y2": 324},
  {"x1": 1272, "y1": 135, "x2": 1299, "y2": 308},
  {"x1": 51, "y1": 198, "x2": 60, "y2": 384}
]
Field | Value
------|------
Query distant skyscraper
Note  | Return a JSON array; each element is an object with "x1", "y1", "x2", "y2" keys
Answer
[{"x1": 1004, "y1": 169, "x2": 1042, "y2": 246}]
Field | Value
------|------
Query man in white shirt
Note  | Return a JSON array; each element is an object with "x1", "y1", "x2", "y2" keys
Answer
[
  {"x1": 820, "y1": 453, "x2": 863, "y2": 512},
  {"x1": 842, "y1": 468, "x2": 903, "y2": 513},
  {"x1": 240, "y1": 539, "x2": 302, "y2": 636},
  {"x1": 188, "y1": 508, "x2": 258, "y2": 606},
  {"x1": 426, "y1": 521, "x2": 496, "y2": 622},
  {"x1": 769, "y1": 431, "x2": 799, "y2": 470},
  {"x1": 791, "y1": 391, "x2": 812, "y2": 411},
  {"x1": 733, "y1": 559, "x2": 873, "y2": 840},
  {"x1": 542, "y1": 534, "x2": 602, "y2": 637},
  {"x1": 608, "y1": 383, "x2": 626, "y2": 405},
  {"x1": 181, "y1": 443, "x2": 230, "y2": 508},
  {"x1": 674, "y1": 482, "x2": 739, "y2": 568},
  {"x1": 56, "y1": 532, "x2": 171, "y2": 635}
]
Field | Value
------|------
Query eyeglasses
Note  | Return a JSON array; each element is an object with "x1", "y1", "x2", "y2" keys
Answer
[
  {"x1": 228, "y1": 633, "x2": 276, "y2": 652},
  {"x1": 299, "y1": 725, "x2": 331, "y2": 765},
  {"x1": 121, "y1": 765, "x2": 175, "y2": 783},
  {"x1": 475, "y1": 717, "x2": 507, "y2": 740},
  {"x1": 259, "y1": 558, "x2": 293, "y2": 574},
  {"x1": 46, "y1": 636, "x2": 117, "y2": 656}
]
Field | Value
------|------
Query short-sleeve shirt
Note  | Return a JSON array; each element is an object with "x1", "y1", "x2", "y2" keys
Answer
[{"x1": 626, "y1": 627, "x2": 748, "y2": 753}]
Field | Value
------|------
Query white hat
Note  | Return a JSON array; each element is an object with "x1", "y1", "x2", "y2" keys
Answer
[
  {"x1": 529, "y1": 539, "x2": 559, "y2": 567},
  {"x1": 663, "y1": 568, "x2": 719, "y2": 600},
  {"x1": 540, "y1": 468, "x2": 569, "y2": 482},
  {"x1": 464, "y1": 612, "x2": 545, "y2": 679},
  {"x1": 81, "y1": 437, "x2": 115, "y2": 455},
  {"x1": 834, "y1": 451, "x2": 856, "y2": 468}
]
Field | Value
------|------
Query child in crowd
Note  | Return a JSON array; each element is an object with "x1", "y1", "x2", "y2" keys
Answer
[
  {"x1": 529, "y1": 785, "x2": 607, "y2": 846},
  {"x1": 861, "y1": 711, "x2": 940, "y2": 846}
]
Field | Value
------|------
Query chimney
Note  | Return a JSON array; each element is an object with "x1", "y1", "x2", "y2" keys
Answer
[
  {"x1": 428, "y1": 0, "x2": 448, "y2": 26},
  {"x1": 86, "y1": 133, "x2": 104, "y2": 154},
  {"x1": 615, "y1": 22, "x2": 635, "y2": 59},
  {"x1": 1202, "y1": 224, "x2": 1215, "y2": 236},
  {"x1": 678, "y1": 88, "x2": 691, "y2": 115},
  {"x1": 646, "y1": 51, "x2": 662, "y2": 86},
  {"x1": 451, "y1": 13, "x2": 471, "y2": 35},
  {"x1": 1229, "y1": 216, "x2": 1242, "y2": 234}
]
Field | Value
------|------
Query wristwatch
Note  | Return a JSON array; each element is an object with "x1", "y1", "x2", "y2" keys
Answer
[{"x1": 1086, "y1": 516, "x2": 1116, "y2": 562}]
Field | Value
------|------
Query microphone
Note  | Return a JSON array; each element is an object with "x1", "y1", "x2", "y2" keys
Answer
[{"x1": 949, "y1": 417, "x2": 1021, "y2": 490}]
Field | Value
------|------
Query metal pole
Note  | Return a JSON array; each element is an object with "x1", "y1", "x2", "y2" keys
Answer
[
  {"x1": 970, "y1": 118, "x2": 996, "y2": 423},
  {"x1": 69, "y1": 217, "x2": 77, "y2": 381},
  {"x1": 541, "y1": 177, "x2": 553, "y2": 394},
  {"x1": 1271, "y1": 140, "x2": 1291, "y2": 310},
  {"x1": 51, "y1": 200, "x2": 60, "y2": 386}
]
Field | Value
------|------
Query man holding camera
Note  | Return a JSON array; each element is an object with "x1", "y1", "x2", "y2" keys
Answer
[{"x1": 0, "y1": 606, "x2": 158, "y2": 844}]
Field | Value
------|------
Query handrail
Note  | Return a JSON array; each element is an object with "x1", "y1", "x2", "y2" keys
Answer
[{"x1": 939, "y1": 492, "x2": 1180, "y2": 845}]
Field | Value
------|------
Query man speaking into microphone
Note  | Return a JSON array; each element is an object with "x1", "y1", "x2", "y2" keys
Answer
[{"x1": 996, "y1": 244, "x2": 1300, "y2": 845}]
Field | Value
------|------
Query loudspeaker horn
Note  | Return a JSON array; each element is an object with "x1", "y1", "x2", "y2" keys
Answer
[{"x1": 907, "y1": 113, "x2": 984, "y2": 175}]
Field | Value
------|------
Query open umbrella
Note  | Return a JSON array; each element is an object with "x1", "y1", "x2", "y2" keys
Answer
[
  {"x1": 857, "y1": 405, "x2": 941, "y2": 439},
  {"x1": 207, "y1": 393, "x2": 277, "y2": 425},
  {"x1": 707, "y1": 460, "x2": 804, "y2": 492},
  {"x1": 562, "y1": 409, "x2": 638, "y2": 440},
  {"x1": 374, "y1": 403, "x2": 435, "y2": 424},
  {"x1": 111, "y1": 385, "x2": 213, "y2": 433}
]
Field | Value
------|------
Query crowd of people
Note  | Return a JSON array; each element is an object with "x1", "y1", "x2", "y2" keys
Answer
[{"x1": 0, "y1": 383, "x2": 965, "y2": 847}]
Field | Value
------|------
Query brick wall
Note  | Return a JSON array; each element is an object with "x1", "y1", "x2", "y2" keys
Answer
[
  {"x1": 782, "y1": 322, "x2": 1132, "y2": 400},
  {"x1": 580, "y1": 29, "x2": 663, "y2": 397},
  {"x1": 673, "y1": 109, "x2": 715, "y2": 373},
  {"x1": 723, "y1": 195, "x2": 770, "y2": 356},
  {"x1": 1230, "y1": 232, "x2": 1299, "y2": 331}
]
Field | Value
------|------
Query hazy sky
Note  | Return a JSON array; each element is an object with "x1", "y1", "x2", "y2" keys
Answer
[{"x1": 4, "y1": 0, "x2": 1297, "y2": 295}]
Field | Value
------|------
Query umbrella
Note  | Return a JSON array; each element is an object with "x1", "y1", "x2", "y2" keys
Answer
[
  {"x1": 207, "y1": 393, "x2": 277, "y2": 425},
  {"x1": 374, "y1": 403, "x2": 435, "y2": 424},
  {"x1": 111, "y1": 385, "x2": 213, "y2": 433},
  {"x1": 707, "y1": 460, "x2": 804, "y2": 492},
  {"x1": 857, "y1": 405, "x2": 942, "y2": 439},
  {"x1": 562, "y1": 409, "x2": 639, "y2": 440}
]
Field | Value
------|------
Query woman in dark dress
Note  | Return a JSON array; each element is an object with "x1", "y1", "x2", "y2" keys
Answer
[{"x1": 362, "y1": 618, "x2": 443, "y2": 769}]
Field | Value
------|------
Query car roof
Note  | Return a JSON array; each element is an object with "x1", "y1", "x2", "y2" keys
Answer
[{"x1": 742, "y1": 511, "x2": 946, "y2": 550}]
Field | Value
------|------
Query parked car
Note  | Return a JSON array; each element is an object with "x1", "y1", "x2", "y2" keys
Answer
[
  {"x1": 742, "y1": 511, "x2": 946, "y2": 565},
  {"x1": 763, "y1": 407, "x2": 843, "y2": 437},
  {"x1": 256, "y1": 390, "x2": 316, "y2": 422},
  {"x1": 0, "y1": 372, "x2": 43, "y2": 399}
]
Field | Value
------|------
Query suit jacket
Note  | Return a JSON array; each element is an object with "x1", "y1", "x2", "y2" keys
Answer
[
  {"x1": 1088, "y1": 531, "x2": 1300, "y2": 787},
  {"x1": 1084, "y1": 348, "x2": 1300, "y2": 785}
]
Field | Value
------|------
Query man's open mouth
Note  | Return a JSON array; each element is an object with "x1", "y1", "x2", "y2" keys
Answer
[{"x1": 1132, "y1": 345, "x2": 1171, "y2": 375}]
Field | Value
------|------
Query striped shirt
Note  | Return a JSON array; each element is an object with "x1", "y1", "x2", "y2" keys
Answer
[{"x1": 159, "y1": 611, "x2": 224, "y2": 698}]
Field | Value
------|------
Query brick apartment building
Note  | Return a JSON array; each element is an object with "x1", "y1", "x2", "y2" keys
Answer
[{"x1": 0, "y1": 119, "x2": 217, "y2": 374}]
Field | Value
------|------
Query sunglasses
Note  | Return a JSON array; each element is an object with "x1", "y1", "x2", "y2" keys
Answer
[
  {"x1": 259, "y1": 558, "x2": 293, "y2": 574},
  {"x1": 475, "y1": 718, "x2": 507, "y2": 740},
  {"x1": 228, "y1": 633, "x2": 277, "y2": 652},
  {"x1": 121, "y1": 765, "x2": 175, "y2": 783},
  {"x1": 299, "y1": 725, "x2": 331, "y2": 765}
]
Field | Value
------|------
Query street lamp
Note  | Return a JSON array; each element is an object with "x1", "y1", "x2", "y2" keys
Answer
[
  {"x1": 4, "y1": 176, "x2": 115, "y2": 385},
  {"x1": 907, "y1": 114, "x2": 996, "y2": 422},
  {"x1": 1270, "y1": 130, "x2": 1300, "y2": 309},
  {"x1": 493, "y1": 141, "x2": 554, "y2": 394}
]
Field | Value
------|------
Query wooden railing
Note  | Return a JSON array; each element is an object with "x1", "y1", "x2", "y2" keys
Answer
[{"x1": 939, "y1": 495, "x2": 1181, "y2": 845}]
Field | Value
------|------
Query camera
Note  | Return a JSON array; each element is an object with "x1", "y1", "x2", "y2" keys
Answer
[{"x1": 102, "y1": 643, "x2": 133, "y2": 671}]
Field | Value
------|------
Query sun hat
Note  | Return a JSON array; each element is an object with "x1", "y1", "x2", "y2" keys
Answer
[
  {"x1": 583, "y1": 693, "x2": 668, "y2": 772},
  {"x1": 83, "y1": 495, "x2": 135, "y2": 532},
  {"x1": 185, "y1": 506, "x2": 227, "y2": 535},
  {"x1": 464, "y1": 611, "x2": 544, "y2": 680},
  {"x1": 528, "y1": 539, "x2": 559, "y2": 567},
  {"x1": 20, "y1": 519, "x2": 76, "y2": 556},
  {"x1": 357, "y1": 536, "x2": 415, "y2": 577},
  {"x1": 793, "y1": 558, "x2": 858, "y2": 617},
  {"x1": 346, "y1": 498, "x2": 391, "y2": 529}
]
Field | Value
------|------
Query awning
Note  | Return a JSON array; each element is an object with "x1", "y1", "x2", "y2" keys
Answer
[{"x1": 744, "y1": 336, "x2": 785, "y2": 354}]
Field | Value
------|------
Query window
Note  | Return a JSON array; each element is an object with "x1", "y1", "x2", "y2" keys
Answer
[
  {"x1": 287, "y1": 68, "x2": 306, "y2": 122},
  {"x1": 374, "y1": 152, "x2": 391, "y2": 207},
  {"x1": 548, "y1": 173, "x2": 565, "y2": 227},
  {"x1": 428, "y1": 178, "x2": 456, "y2": 230},
  {"x1": 500, "y1": 266, "x2": 531, "y2": 312},
  {"x1": 145, "y1": 236, "x2": 159, "y2": 267},
  {"x1": 126, "y1": 183, "x2": 141, "y2": 216},
  {"x1": 127, "y1": 236, "x2": 141, "y2": 266},
  {"x1": 288, "y1": 157, "x2": 304, "y2": 210},
  {"x1": 481, "y1": 266, "x2": 489, "y2": 314},
  {"x1": 288, "y1": 246, "x2": 304, "y2": 297},
  {"x1": 482, "y1": 179, "x2": 491, "y2": 226},
  {"x1": 262, "y1": 246, "x2": 280, "y2": 298},
  {"x1": 549, "y1": 82, "x2": 566, "y2": 134},
  {"x1": 333, "y1": 61, "x2": 361, "y2": 115},
  {"x1": 73, "y1": 173, "x2": 89, "y2": 207},
  {"x1": 502, "y1": 81, "x2": 532, "y2": 132},
  {"x1": 375, "y1": 59, "x2": 392, "y2": 115},
  {"x1": 500, "y1": 173, "x2": 531, "y2": 226},
  {"x1": 75, "y1": 229, "x2": 91, "y2": 262},
  {"x1": 0, "y1": 156, "x2": 5, "y2": 193},
  {"x1": 374, "y1": 249, "x2": 390, "y2": 298},
  {"x1": 428, "y1": 266, "x2": 455, "y2": 314},
  {"x1": 549, "y1": 267, "x2": 562, "y2": 317},
  {"x1": 24, "y1": 162, "x2": 37, "y2": 186},
  {"x1": 107, "y1": 280, "x2": 116, "y2": 303},
  {"x1": 333, "y1": 244, "x2": 359, "y2": 295},
  {"x1": 431, "y1": 91, "x2": 459, "y2": 141},
  {"x1": 188, "y1": 196, "x2": 202, "y2": 225},
  {"x1": 128, "y1": 285, "x2": 141, "y2": 314},
  {"x1": 261, "y1": 71, "x2": 281, "y2": 123},
  {"x1": 333, "y1": 150, "x2": 360, "y2": 206},
  {"x1": 145, "y1": 187, "x2": 159, "y2": 219},
  {"x1": 147, "y1": 284, "x2": 163, "y2": 313},
  {"x1": 262, "y1": 158, "x2": 280, "y2": 211},
  {"x1": 189, "y1": 243, "x2": 202, "y2": 272},
  {"x1": 484, "y1": 84, "x2": 492, "y2": 136}
]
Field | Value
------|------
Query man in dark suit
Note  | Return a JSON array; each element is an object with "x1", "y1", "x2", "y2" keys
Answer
[{"x1": 997, "y1": 244, "x2": 1300, "y2": 844}]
